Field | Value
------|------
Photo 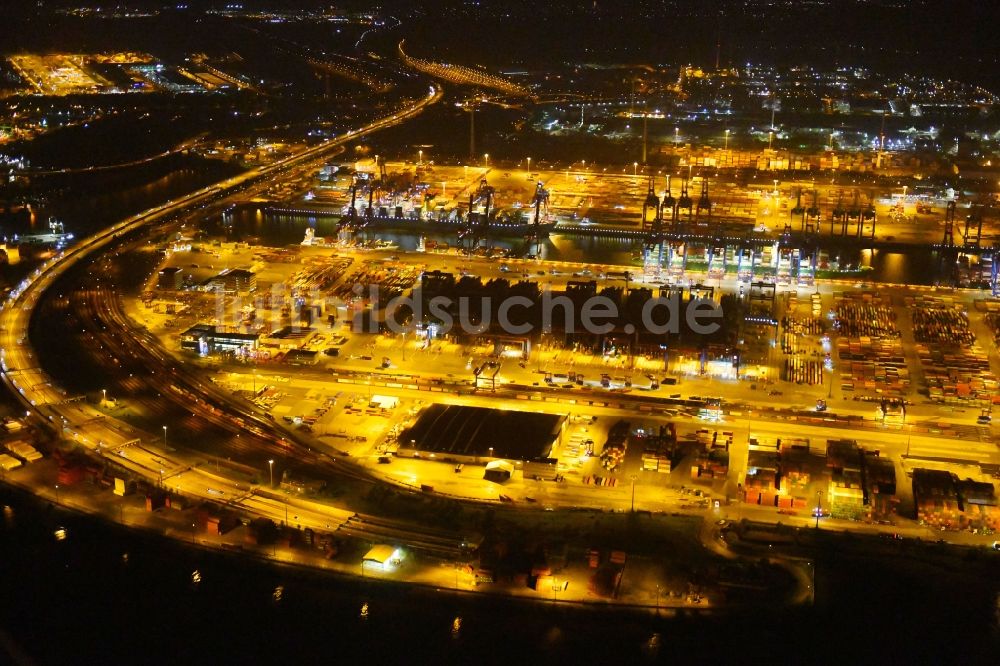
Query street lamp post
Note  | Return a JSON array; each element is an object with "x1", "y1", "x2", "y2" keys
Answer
[
  {"x1": 724, "y1": 128, "x2": 730, "y2": 150},
  {"x1": 674, "y1": 126, "x2": 679, "y2": 147},
  {"x1": 526, "y1": 157, "x2": 531, "y2": 173},
  {"x1": 633, "y1": 161, "x2": 638, "y2": 177},
  {"x1": 418, "y1": 149, "x2": 423, "y2": 165},
  {"x1": 630, "y1": 474, "x2": 637, "y2": 512},
  {"x1": 268, "y1": 459, "x2": 274, "y2": 487},
  {"x1": 162, "y1": 425, "x2": 167, "y2": 449},
  {"x1": 484, "y1": 153, "x2": 489, "y2": 167},
  {"x1": 102, "y1": 388, "x2": 107, "y2": 405},
  {"x1": 814, "y1": 491, "x2": 822, "y2": 529}
]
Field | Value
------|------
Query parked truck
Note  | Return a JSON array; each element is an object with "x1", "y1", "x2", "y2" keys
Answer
[{"x1": 523, "y1": 458, "x2": 559, "y2": 481}]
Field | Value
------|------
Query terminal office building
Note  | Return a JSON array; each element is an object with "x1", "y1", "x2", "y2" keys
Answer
[{"x1": 181, "y1": 324, "x2": 259, "y2": 357}]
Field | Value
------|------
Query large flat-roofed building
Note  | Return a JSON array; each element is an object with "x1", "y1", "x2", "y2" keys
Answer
[
  {"x1": 181, "y1": 324, "x2": 259, "y2": 357},
  {"x1": 205, "y1": 268, "x2": 257, "y2": 294},
  {"x1": 157, "y1": 266, "x2": 183, "y2": 290},
  {"x1": 284, "y1": 349, "x2": 319, "y2": 366},
  {"x1": 397, "y1": 404, "x2": 565, "y2": 463},
  {"x1": 362, "y1": 545, "x2": 404, "y2": 572}
]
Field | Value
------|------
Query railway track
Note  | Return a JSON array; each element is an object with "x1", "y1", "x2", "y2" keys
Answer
[
  {"x1": 1, "y1": 85, "x2": 475, "y2": 559},
  {"x1": 32, "y1": 249, "x2": 471, "y2": 554}
]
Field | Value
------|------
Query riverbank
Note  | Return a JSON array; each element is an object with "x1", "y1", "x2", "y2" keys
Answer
[{"x1": 2, "y1": 476, "x2": 997, "y2": 664}]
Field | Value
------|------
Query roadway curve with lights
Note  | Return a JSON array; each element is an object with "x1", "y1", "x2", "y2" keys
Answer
[
  {"x1": 0, "y1": 83, "x2": 466, "y2": 556},
  {"x1": 398, "y1": 40, "x2": 531, "y2": 97}
]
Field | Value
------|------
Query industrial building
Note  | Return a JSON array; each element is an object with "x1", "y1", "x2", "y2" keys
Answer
[
  {"x1": 156, "y1": 266, "x2": 183, "y2": 290},
  {"x1": 397, "y1": 404, "x2": 565, "y2": 463},
  {"x1": 284, "y1": 349, "x2": 319, "y2": 366},
  {"x1": 180, "y1": 324, "x2": 259, "y2": 357},
  {"x1": 205, "y1": 268, "x2": 257, "y2": 294},
  {"x1": 362, "y1": 545, "x2": 404, "y2": 573}
]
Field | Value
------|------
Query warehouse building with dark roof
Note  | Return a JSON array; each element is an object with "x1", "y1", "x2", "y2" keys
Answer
[{"x1": 397, "y1": 404, "x2": 565, "y2": 463}]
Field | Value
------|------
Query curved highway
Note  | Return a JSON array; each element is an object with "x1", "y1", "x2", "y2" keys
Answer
[{"x1": 0, "y1": 82, "x2": 464, "y2": 556}]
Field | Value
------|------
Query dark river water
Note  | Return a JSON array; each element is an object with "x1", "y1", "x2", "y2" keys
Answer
[
  {"x1": 219, "y1": 208, "x2": 954, "y2": 286},
  {"x1": 3, "y1": 157, "x2": 242, "y2": 238},
  {"x1": 1, "y1": 483, "x2": 997, "y2": 664},
  {"x1": 0, "y1": 156, "x2": 243, "y2": 288},
  {"x1": 0, "y1": 152, "x2": 962, "y2": 289}
]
